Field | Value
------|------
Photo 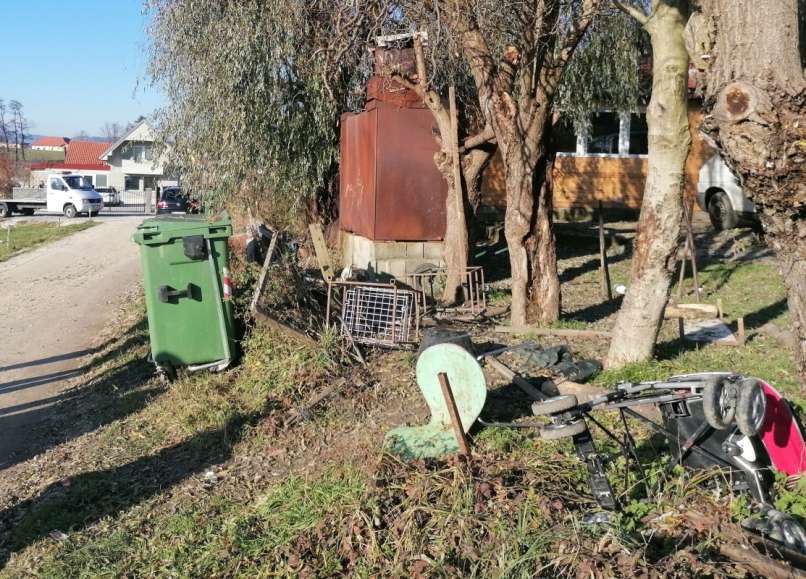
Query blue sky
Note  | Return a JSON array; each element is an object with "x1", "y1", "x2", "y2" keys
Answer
[{"x1": 1, "y1": 1, "x2": 163, "y2": 137}]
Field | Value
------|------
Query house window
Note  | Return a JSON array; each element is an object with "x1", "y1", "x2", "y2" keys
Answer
[
  {"x1": 556, "y1": 111, "x2": 648, "y2": 157},
  {"x1": 629, "y1": 113, "x2": 649, "y2": 155},
  {"x1": 587, "y1": 112, "x2": 620, "y2": 155},
  {"x1": 95, "y1": 174, "x2": 107, "y2": 187},
  {"x1": 125, "y1": 175, "x2": 141, "y2": 191}
]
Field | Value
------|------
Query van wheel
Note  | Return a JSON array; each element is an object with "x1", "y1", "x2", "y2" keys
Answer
[
  {"x1": 21, "y1": 208, "x2": 35, "y2": 216},
  {"x1": 0, "y1": 203, "x2": 10, "y2": 218},
  {"x1": 708, "y1": 192, "x2": 738, "y2": 231},
  {"x1": 63, "y1": 204, "x2": 77, "y2": 218}
]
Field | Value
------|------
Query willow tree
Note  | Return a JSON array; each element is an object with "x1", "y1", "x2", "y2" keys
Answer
[
  {"x1": 146, "y1": 0, "x2": 392, "y2": 226},
  {"x1": 685, "y1": 0, "x2": 806, "y2": 387},
  {"x1": 607, "y1": 0, "x2": 691, "y2": 366}
]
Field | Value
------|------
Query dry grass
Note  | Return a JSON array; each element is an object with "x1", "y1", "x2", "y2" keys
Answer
[{"x1": 0, "y1": 224, "x2": 803, "y2": 577}]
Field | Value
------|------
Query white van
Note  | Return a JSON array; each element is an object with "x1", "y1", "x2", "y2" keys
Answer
[{"x1": 696, "y1": 155, "x2": 758, "y2": 230}]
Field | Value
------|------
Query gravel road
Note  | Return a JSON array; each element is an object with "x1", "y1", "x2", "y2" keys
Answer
[{"x1": 0, "y1": 216, "x2": 145, "y2": 469}]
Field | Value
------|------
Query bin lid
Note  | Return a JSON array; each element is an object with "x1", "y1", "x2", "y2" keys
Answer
[{"x1": 132, "y1": 212, "x2": 232, "y2": 246}]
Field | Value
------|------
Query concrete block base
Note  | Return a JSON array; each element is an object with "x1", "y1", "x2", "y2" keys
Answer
[{"x1": 342, "y1": 232, "x2": 444, "y2": 280}]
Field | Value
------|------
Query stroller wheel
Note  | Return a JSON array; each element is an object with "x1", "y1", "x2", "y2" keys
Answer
[
  {"x1": 736, "y1": 379, "x2": 767, "y2": 437},
  {"x1": 703, "y1": 377, "x2": 737, "y2": 430},
  {"x1": 531, "y1": 395, "x2": 578, "y2": 416},
  {"x1": 540, "y1": 419, "x2": 587, "y2": 440}
]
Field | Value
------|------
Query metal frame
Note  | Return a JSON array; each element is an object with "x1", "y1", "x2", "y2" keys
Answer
[
  {"x1": 406, "y1": 265, "x2": 487, "y2": 316},
  {"x1": 326, "y1": 280, "x2": 420, "y2": 347}
]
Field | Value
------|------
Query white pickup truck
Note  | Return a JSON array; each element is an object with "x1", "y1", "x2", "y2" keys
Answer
[{"x1": 0, "y1": 173, "x2": 104, "y2": 218}]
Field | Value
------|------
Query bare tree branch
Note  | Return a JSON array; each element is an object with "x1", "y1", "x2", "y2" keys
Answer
[
  {"x1": 612, "y1": 0, "x2": 649, "y2": 25},
  {"x1": 462, "y1": 125, "x2": 496, "y2": 150}
]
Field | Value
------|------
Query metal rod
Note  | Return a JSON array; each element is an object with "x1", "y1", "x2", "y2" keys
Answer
[
  {"x1": 621, "y1": 408, "x2": 733, "y2": 469},
  {"x1": 598, "y1": 201, "x2": 613, "y2": 301},
  {"x1": 684, "y1": 202, "x2": 701, "y2": 303},
  {"x1": 438, "y1": 372, "x2": 471, "y2": 458}
]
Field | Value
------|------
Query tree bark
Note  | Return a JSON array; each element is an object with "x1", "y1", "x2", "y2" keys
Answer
[
  {"x1": 608, "y1": 0, "x2": 692, "y2": 367},
  {"x1": 686, "y1": 0, "x2": 806, "y2": 388},
  {"x1": 529, "y1": 152, "x2": 561, "y2": 322},
  {"x1": 442, "y1": 86, "x2": 469, "y2": 303},
  {"x1": 502, "y1": 148, "x2": 535, "y2": 327}
]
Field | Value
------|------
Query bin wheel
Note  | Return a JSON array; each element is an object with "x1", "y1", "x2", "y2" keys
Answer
[
  {"x1": 703, "y1": 377, "x2": 737, "y2": 430},
  {"x1": 157, "y1": 364, "x2": 177, "y2": 385},
  {"x1": 540, "y1": 419, "x2": 587, "y2": 441},
  {"x1": 736, "y1": 378, "x2": 767, "y2": 437},
  {"x1": 531, "y1": 395, "x2": 579, "y2": 416}
]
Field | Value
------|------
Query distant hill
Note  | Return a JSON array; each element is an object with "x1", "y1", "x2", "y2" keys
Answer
[{"x1": 26, "y1": 133, "x2": 110, "y2": 144}]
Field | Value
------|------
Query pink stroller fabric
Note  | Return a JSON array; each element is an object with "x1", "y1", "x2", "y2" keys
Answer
[{"x1": 759, "y1": 381, "x2": 806, "y2": 476}]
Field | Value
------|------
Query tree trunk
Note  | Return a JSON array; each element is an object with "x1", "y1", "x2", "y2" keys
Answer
[
  {"x1": 529, "y1": 153, "x2": 561, "y2": 322},
  {"x1": 463, "y1": 147, "x2": 492, "y2": 216},
  {"x1": 503, "y1": 151, "x2": 534, "y2": 327},
  {"x1": 686, "y1": 0, "x2": 806, "y2": 388},
  {"x1": 608, "y1": 1, "x2": 691, "y2": 367},
  {"x1": 442, "y1": 86, "x2": 469, "y2": 303}
]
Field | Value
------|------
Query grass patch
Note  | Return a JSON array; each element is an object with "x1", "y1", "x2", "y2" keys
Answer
[
  {"x1": 0, "y1": 220, "x2": 97, "y2": 261},
  {"x1": 1, "y1": 149, "x2": 65, "y2": 162}
]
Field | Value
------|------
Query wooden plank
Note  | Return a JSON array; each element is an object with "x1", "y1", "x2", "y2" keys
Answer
[
  {"x1": 308, "y1": 223, "x2": 334, "y2": 282},
  {"x1": 249, "y1": 230, "x2": 279, "y2": 314},
  {"x1": 438, "y1": 372, "x2": 472, "y2": 458},
  {"x1": 664, "y1": 303, "x2": 720, "y2": 319},
  {"x1": 254, "y1": 309, "x2": 316, "y2": 345},
  {"x1": 494, "y1": 326, "x2": 611, "y2": 338}
]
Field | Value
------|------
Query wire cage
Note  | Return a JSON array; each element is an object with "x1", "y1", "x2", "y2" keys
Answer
[
  {"x1": 406, "y1": 265, "x2": 486, "y2": 316},
  {"x1": 326, "y1": 281, "x2": 420, "y2": 347}
]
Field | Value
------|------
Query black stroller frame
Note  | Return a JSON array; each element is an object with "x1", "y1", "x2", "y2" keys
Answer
[{"x1": 477, "y1": 364, "x2": 776, "y2": 512}]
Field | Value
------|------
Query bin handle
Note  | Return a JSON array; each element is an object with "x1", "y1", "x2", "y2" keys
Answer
[
  {"x1": 206, "y1": 238, "x2": 233, "y2": 366},
  {"x1": 158, "y1": 284, "x2": 193, "y2": 303}
]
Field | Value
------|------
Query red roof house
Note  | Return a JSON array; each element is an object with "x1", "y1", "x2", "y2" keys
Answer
[
  {"x1": 65, "y1": 140, "x2": 112, "y2": 165},
  {"x1": 31, "y1": 136, "x2": 70, "y2": 150}
]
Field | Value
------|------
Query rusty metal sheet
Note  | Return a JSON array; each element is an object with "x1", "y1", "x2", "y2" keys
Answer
[
  {"x1": 339, "y1": 102, "x2": 446, "y2": 242},
  {"x1": 366, "y1": 76, "x2": 422, "y2": 108},
  {"x1": 372, "y1": 47, "x2": 416, "y2": 76},
  {"x1": 375, "y1": 102, "x2": 446, "y2": 241},
  {"x1": 339, "y1": 109, "x2": 377, "y2": 239}
]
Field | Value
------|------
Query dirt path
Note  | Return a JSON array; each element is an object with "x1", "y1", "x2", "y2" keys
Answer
[{"x1": 0, "y1": 216, "x2": 145, "y2": 469}]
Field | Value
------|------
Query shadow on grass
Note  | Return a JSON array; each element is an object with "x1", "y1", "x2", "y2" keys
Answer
[
  {"x1": 0, "y1": 317, "x2": 158, "y2": 471},
  {"x1": 744, "y1": 298, "x2": 788, "y2": 331},
  {"x1": 564, "y1": 295, "x2": 624, "y2": 324},
  {"x1": 0, "y1": 406, "x2": 275, "y2": 569},
  {"x1": 653, "y1": 298, "x2": 789, "y2": 360}
]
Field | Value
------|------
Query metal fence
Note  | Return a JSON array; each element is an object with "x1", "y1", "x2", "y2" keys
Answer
[{"x1": 100, "y1": 189, "x2": 150, "y2": 213}]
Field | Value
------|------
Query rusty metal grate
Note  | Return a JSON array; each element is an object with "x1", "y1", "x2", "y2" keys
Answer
[
  {"x1": 406, "y1": 266, "x2": 486, "y2": 316},
  {"x1": 327, "y1": 281, "x2": 419, "y2": 347}
]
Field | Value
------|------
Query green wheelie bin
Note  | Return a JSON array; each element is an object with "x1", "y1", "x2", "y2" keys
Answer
[{"x1": 132, "y1": 213, "x2": 236, "y2": 378}]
